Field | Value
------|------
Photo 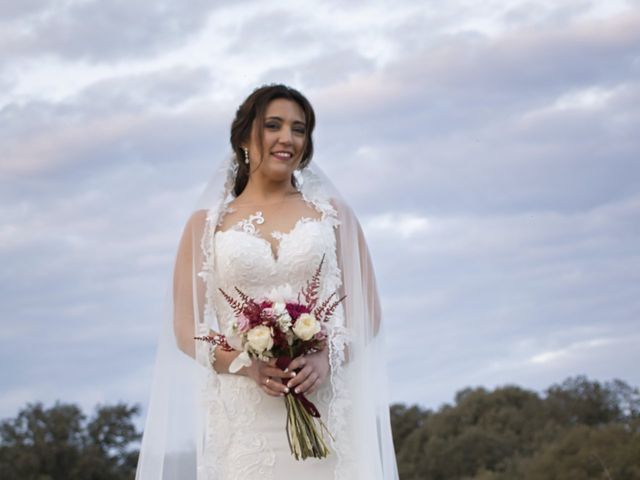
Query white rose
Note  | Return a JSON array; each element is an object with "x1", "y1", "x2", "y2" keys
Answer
[
  {"x1": 292, "y1": 313, "x2": 321, "y2": 341},
  {"x1": 247, "y1": 325, "x2": 274, "y2": 354}
]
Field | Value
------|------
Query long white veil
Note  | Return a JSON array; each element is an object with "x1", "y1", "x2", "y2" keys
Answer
[{"x1": 135, "y1": 153, "x2": 399, "y2": 479}]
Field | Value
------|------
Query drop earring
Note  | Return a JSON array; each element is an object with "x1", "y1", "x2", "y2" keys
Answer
[{"x1": 243, "y1": 147, "x2": 250, "y2": 165}]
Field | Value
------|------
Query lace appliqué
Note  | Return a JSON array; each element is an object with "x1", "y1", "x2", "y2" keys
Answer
[
  {"x1": 201, "y1": 376, "x2": 276, "y2": 479},
  {"x1": 217, "y1": 208, "x2": 324, "y2": 263},
  {"x1": 238, "y1": 211, "x2": 265, "y2": 234},
  {"x1": 271, "y1": 216, "x2": 317, "y2": 240}
]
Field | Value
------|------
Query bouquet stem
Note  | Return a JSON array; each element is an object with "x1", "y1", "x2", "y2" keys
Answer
[
  {"x1": 284, "y1": 393, "x2": 333, "y2": 460},
  {"x1": 278, "y1": 354, "x2": 333, "y2": 460}
]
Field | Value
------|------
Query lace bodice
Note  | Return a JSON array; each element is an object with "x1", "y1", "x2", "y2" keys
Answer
[{"x1": 213, "y1": 208, "x2": 342, "y2": 333}]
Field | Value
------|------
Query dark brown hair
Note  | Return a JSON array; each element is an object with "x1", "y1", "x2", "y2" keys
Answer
[{"x1": 230, "y1": 84, "x2": 316, "y2": 196}]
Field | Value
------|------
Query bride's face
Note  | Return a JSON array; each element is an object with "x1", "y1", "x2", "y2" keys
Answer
[{"x1": 245, "y1": 98, "x2": 307, "y2": 183}]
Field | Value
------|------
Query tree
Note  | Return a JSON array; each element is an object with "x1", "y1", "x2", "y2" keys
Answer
[
  {"x1": 518, "y1": 424, "x2": 640, "y2": 480},
  {"x1": 545, "y1": 375, "x2": 639, "y2": 427},
  {"x1": 0, "y1": 401, "x2": 141, "y2": 480},
  {"x1": 390, "y1": 404, "x2": 429, "y2": 455},
  {"x1": 390, "y1": 376, "x2": 640, "y2": 479}
]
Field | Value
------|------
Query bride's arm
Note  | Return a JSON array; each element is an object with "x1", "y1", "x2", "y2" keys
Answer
[
  {"x1": 172, "y1": 210, "x2": 243, "y2": 367},
  {"x1": 172, "y1": 210, "x2": 249, "y2": 372},
  {"x1": 333, "y1": 199, "x2": 380, "y2": 331},
  {"x1": 331, "y1": 198, "x2": 381, "y2": 367},
  {"x1": 201, "y1": 329, "x2": 247, "y2": 375},
  {"x1": 172, "y1": 210, "x2": 206, "y2": 359}
]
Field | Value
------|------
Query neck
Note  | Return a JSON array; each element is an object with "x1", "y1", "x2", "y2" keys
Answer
[{"x1": 241, "y1": 173, "x2": 298, "y2": 203}]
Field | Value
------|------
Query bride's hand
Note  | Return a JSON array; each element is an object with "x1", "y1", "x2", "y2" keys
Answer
[
  {"x1": 285, "y1": 348, "x2": 329, "y2": 395},
  {"x1": 244, "y1": 357, "x2": 295, "y2": 397}
]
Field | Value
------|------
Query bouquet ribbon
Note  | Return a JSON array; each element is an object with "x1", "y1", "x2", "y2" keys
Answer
[{"x1": 276, "y1": 355, "x2": 321, "y2": 418}]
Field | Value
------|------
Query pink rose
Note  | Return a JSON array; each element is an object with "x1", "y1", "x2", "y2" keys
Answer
[{"x1": 236, "y1": 314, "x2": 251, "y2": 333}]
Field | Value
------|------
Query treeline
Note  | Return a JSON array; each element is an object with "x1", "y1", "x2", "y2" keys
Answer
[
  {"x1": 392, "y1": 376, "x2": 640, "y2": 479},
  {"x1": 0, "y1": 402, "x2": 140, "y2": 480},
  {"x1": 1, "y1": 376, "x2": 638, "y2": 479}
]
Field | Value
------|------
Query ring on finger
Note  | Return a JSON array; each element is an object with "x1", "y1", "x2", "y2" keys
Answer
[{"x1": 265, "y1": 377, "x2": 271, "y2": 386}]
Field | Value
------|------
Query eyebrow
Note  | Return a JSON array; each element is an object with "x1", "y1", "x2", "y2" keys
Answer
[{"x1": 265, "y1": 115, "x2": 306, "y2": 126}]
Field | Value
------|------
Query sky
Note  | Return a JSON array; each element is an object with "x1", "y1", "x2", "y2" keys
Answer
[{"x1": 1, "y1": 0, "x2": 639, "y2": 426}]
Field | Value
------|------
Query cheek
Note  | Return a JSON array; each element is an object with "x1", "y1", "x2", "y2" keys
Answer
[
  {"x1": 256, "y1": 132, "x2": 273, "y2": 158},
  {"x1": 295, "y1": 136, "x2": 306, "y2": 154}
]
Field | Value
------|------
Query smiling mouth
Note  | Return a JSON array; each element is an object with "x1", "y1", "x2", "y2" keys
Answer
[{"x1": 271, "y1": 151, "x2": 293, "y2": 160}]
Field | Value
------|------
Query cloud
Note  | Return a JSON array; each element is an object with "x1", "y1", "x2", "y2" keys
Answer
[
  {"x1": 375, "y1": 191, "x2": 640, "y2": 405},
  {"x1": 0, "y1": 0, "x2": 50, "y2": 21},
  {"x1": 0, "y1": 0, "x2": 218, "y2": 63},
  {"x1": 364, "y1": 213, "x2": 430, "y2": 239},
  {"x1": 259, "y1": 48, "x2": 375, "y2": 89},
  {"x1": 1, "y1": 0, "x2": 639, "y2": 420},
  {"x1": 308, "y1": 11, "x2": 640, "y2": 217},
  {"x1": 0, "y1": 65, "x2": 228, "y2": 179},
  {"x1": 224, "y1": 8, "x2": 317, "y2": 55},
  {"x1": 529, "y1": 337, "x2": 615, "y2": 365},
  {"x1": 74, "y1": 66, "x2": 215, "y2": 112},
  {"x1": 313, "y1": 10, "x2": 640, "y2": 121}
]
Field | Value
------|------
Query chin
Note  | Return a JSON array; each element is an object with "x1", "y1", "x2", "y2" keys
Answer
[
  {"x1": 266, "y1": 164, "x2": 294, "y2": 181},
  {"x1": 271, "y1": 171, "x2": 294, "y2": 183}
]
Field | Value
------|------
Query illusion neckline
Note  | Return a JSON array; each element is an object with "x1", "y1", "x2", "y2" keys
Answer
[{"x1": 214, "y1": 213, "x2": 326, "y2": 263}]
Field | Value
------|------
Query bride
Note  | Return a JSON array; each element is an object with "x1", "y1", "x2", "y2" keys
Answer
[{"x1": 135, "y1": 84, "x2": 399, "y2": 479}]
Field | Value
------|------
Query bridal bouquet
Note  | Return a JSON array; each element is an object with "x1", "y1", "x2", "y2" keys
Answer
[{"x1": 195, "y1": 254, "x2": 345, "y2": 460}]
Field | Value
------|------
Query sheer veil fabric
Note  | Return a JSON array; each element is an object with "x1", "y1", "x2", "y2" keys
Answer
[{"x1": 135, "y1": 154, "x2": 399, "y2": 479}]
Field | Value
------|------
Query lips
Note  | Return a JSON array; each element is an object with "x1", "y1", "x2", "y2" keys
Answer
[{"x1": 271, "y1": 151, "x2": 294, "y2": 160}]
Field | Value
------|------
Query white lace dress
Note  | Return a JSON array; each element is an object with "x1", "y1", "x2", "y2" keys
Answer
[{"x1": 197, "y1": 196, "x2": 351, "y2": 479}]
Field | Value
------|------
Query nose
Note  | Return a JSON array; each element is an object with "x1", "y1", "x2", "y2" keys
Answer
[{"x1": 278, "y1": 126, "x2": 293, "y2": 145}]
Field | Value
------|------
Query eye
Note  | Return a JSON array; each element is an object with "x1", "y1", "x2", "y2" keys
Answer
[
  {"x1": 293, "y1": 126, "x2": 306, "y2": 135},
  {"x1": 265, "y1": 121, "x2": 280, "y2": 130}
]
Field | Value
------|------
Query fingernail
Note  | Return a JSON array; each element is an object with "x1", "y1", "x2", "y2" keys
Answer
[
  {"x1": 284, "y1": 368, "x2": 288, "y2": 373},
  {"x1": 284, "y1": 387, "x2": 289, "y2": 393},
  {"x1": 294, "y1": 388, "x2": 299, "y2": 394},
  {"x1": 291, "y1": 372, "x2": 296, "y2": 377},
  {"x1": 287, "y1": 382, "x2": 292, "y2": 388}
]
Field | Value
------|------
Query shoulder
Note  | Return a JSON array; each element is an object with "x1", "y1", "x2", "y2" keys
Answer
[
  {"x1": 328, "y1": 197, "x2": 363, "y2": 231},
  {"x1": 328, "y1": 196, "x2": 351, "y2": 216},
  {"x1": 186, "y1": 209, "x2": 208, "y2": 228},
  {"x1": 179, "y1": 209, "x2": 209, "y2": 240}
]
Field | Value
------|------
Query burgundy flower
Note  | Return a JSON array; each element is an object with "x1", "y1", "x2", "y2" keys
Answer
[
  {"x1": 243, "y1": 302, "x2": 263, "y2": 328},
  {"x1": 286, "y1": 302, "x2": 310, "y2": 322},
  {"x1": 259, "y1": 300, "x2": 273, "y2": 309},
  {"x1": 259, "y1": 307, "x2": 278, "y2": 326},
  {"x1": 271, "y1": 327, "x2": 289, "y2": 351}
]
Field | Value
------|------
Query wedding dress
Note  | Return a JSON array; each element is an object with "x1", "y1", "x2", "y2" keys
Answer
[
  {"x1": 200, "y1": 198, "x2": 343, "y2": 479},
  {"x1": 135, "y1": 159, "x2": 399, "y2": 480}
]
